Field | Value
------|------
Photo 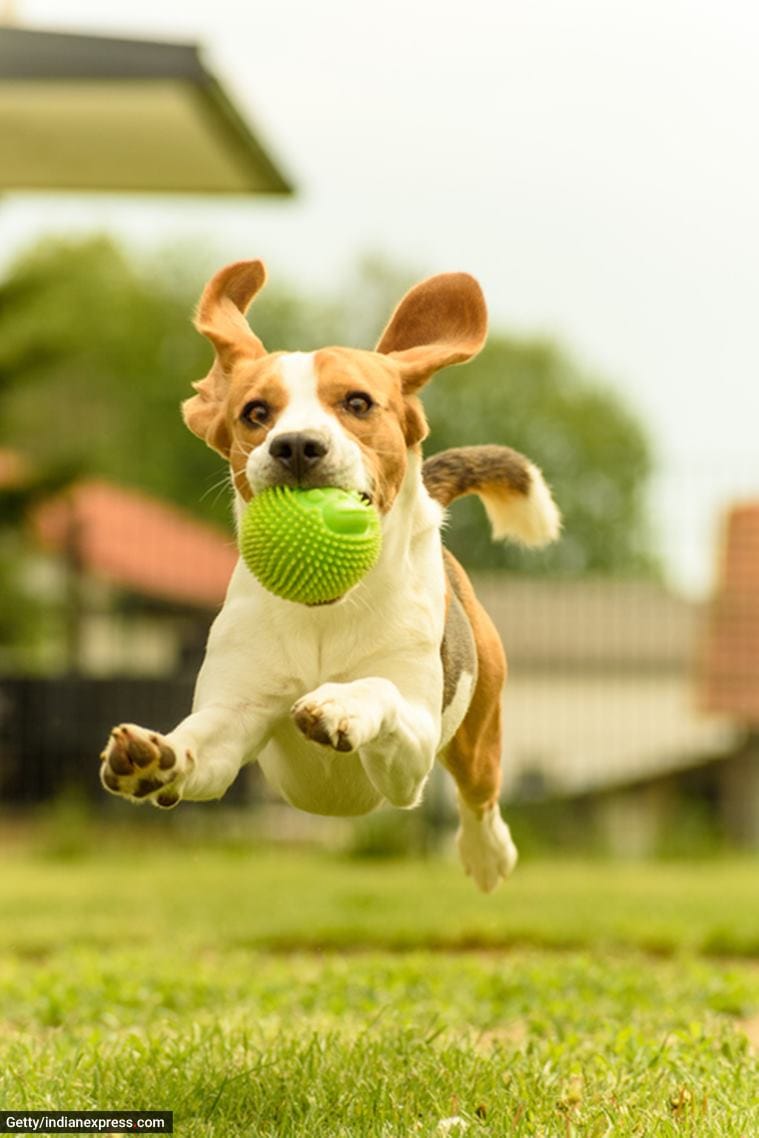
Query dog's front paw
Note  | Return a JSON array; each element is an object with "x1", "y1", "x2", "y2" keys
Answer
[
  {"x1": 292, "y1": 693, "x2": 357, "y2": 752},
  {"x1": 100, "y1": 724, "x2": 190, "y2": 808},
  {"x1": 291, "y1": 685, "x2": 372, "y2": 753}
]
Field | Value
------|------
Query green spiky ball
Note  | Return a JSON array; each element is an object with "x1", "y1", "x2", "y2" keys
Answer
[{"x1": 239, "y1": 486, "x2": 382, "y2": 605}]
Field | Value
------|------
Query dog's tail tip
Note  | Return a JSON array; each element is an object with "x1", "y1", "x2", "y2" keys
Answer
[
  {"x1": 482, "y1": 461, "x2": 562, "y2": 548},
  {"x1": 422, "y1": 445, "x2": 561, "y2": 549}
]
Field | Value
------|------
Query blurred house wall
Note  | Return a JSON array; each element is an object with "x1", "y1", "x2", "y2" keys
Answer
[{"x1": 474, "y1": 577, "x2": 736, "y2": 798}]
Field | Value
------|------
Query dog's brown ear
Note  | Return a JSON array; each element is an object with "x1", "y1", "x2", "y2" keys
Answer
[
  {"x1": 184, "y1": 260, "x2": 268, "y2": 455},
  {"x1": 194, "y1": 259, "x2": 268, "y2": 364},
  {"x1": 375, "y1": 272, "x2": 487, "y2": 392}
]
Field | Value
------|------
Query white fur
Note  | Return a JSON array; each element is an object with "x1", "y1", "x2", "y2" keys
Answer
[
  {"x1": 456, "y1": 797, "x2": 518, "y2": 892},
  {"x1": 482, "y1": 461, "x2": 561, "y2": 547}
]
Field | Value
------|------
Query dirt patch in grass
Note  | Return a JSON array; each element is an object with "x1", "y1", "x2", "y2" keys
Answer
[{"x1": 738, "y1": 1013, "x2": 759, "y2": 1052}]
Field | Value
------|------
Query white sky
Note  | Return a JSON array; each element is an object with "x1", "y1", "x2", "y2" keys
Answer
[{"x1": 2, "y1": 0, "x2": 758, "y2": 593}]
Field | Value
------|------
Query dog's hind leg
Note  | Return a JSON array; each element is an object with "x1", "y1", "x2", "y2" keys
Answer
[
  {"x1": 439, "y1": 556, "x2": 518, "y2": 892},
  {"x1": 443, "y1": 699, "x2": 518, "y2": 893}
]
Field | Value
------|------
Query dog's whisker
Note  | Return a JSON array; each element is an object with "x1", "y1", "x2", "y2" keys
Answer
[
  {"x1": 229, "y1": 440, "x2": 254, "y2": 461},
  {"x1": 199, "y1": 471, "x2": 234, "y2": 504}
]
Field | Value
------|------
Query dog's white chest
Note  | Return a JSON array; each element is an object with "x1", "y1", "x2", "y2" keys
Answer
[{"x1": 258, "y1": 721, "x2": 383, "y2": 816}]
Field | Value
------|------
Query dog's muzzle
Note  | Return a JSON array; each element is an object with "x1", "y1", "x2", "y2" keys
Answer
[{"x1": 268, "y1": 431, "x2": 329, "y2": 482}]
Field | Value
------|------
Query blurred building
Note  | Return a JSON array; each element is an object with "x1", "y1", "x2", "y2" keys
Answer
[
  {"x1": 31, "y1": 479, "x2": 236, "y2": 676},
  {"x1": 0, "y1": 478, "x2": 237, "y2": 802},
  {"x1": 488, "y1": 578, "x2": 731, "y2": 800},
  {"x1": 0, "y1": 25, "x2": 292, "y2": 195},
  {"x1": 479, "y1": 577, "x2": 740, "y2": 855},
  {"x1": 698, "y1": 502, "x2": 759, "y2": 847},
  {"x1": 700, "y1": 502, "x2": 759, "y2": 723},
  {"x1": 475, "y1": 503, "x2": 759, "y2": 854}
]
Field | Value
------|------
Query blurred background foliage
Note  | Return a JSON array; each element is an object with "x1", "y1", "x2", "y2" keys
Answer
[{"x1": 0, "y1": 235, "x2": 659, "y2": 576}]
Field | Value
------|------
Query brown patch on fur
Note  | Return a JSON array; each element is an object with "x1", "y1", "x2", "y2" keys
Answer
[
  {"x1": 313, "y1": 348, "x2": 410, "y2": 514},
  {"x1": 423, "y1": 445, "x2": 531, "y2": 508},
  {"x1": 439, "y1": 549, "x2": 506, "y2": 812}
]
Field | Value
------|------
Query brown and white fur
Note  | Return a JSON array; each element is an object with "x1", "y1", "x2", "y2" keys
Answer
[{"x1": 100, "y1": 261, "x2": 560, "y2": 892}]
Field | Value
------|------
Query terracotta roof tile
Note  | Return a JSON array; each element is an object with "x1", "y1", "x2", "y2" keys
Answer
[{"x1": 32, "y1": 479, "x2": 237, "y2": 608}]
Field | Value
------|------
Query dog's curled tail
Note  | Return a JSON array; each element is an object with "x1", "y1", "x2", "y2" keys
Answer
[{"x1": 422, "y1": 445, "x2": 561, "y2": 548}]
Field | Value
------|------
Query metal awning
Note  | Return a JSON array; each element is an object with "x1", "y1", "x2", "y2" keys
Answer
[{"x1": 0, "y1": 26, "x2": 293, "y2": 194}]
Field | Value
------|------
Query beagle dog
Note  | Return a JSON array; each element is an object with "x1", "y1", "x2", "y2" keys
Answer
[{"x1": 100, "y1": 261, "x2": 560, "y2": 892}]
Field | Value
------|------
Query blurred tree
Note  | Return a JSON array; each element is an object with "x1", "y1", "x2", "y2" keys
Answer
[
  {"x1": 0, "y1": 236, "x2": 343, "y2": 530},
  {"x1": 0, "y1": 237, "x2": 658, "y2": 579},
  {"x1": 422, "y1": 338, "x2": 658, "y2": 574},
  {"x1": 337, "y1": 254, "x2": 417, "y2": 348}
]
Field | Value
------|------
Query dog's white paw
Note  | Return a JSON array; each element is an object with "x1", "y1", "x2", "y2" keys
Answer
[
  {"x1": 291, "y1": 683, "x2": 378, "y2": 753},
  {"x1": 100, "y1": 723, "x2": 191, "y2": 808},
  {"x1": 456, "y1": 800, "x2": 518, "y2": 893}
]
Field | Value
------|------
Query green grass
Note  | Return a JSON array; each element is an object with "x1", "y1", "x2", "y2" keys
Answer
[
  {"x1": 0, "y1": 832, "x2": 757, "y2": 1136},
  {"x1": 2, "y1": 840, "x2": 758, "y2": 957}
]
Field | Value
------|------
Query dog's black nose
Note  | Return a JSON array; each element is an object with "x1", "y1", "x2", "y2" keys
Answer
[{"x1": 269, "y1": 432, "x2": 329, "y2": 480}]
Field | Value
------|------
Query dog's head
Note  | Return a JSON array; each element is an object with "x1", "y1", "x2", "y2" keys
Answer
[{"x1": 183, "y1": 260, "x2": 487, "y2": 514}]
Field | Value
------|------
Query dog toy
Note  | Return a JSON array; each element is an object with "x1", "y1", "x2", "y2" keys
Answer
[{"x1": 239, "y1": 486, "x2": 382, "y2": 605}]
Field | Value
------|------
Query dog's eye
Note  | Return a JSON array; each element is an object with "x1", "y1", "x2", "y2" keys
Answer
[
  {"x1": 344, "y1": 392, "x2": 374, "y2": 417},
  {"x1": 240, "y1": 400, "x2": 271, "y2": 427}
]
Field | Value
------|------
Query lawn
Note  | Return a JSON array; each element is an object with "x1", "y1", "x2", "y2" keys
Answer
[{"x1": 0, "y1": 828, "x2": 757, "y2": 1136}]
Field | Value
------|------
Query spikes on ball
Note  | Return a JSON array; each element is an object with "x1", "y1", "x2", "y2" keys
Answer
[{"x1": 239, "y1": 486, "x2": 382, "y2": 605}]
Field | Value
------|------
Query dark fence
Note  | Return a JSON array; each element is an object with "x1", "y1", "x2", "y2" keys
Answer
[{"x1": 0, "y1": 677, "x2": 248, "y2": 804}]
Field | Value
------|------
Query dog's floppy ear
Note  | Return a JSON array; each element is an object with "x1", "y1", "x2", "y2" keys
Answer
[
  {"x1": 375, "y1": 272, "x2": 487, "y2": 392},
  {"x1": 183, "y1": 260, "x2": 267, "y2": 455},
  {"x1": 193, "y1": 259, "x2": 267, "y2": 364}
]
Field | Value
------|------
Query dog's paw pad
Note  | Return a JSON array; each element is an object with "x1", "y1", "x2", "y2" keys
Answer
[
  {"x1": 100, "y1": 724, "x2": 184, "y2": 807},
  {"x1": 152, "y1": 735, "x2": 177, "y2": 770},
  {"x1": 155, "y1": 791, "x2": 181, "y2": 810}
]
